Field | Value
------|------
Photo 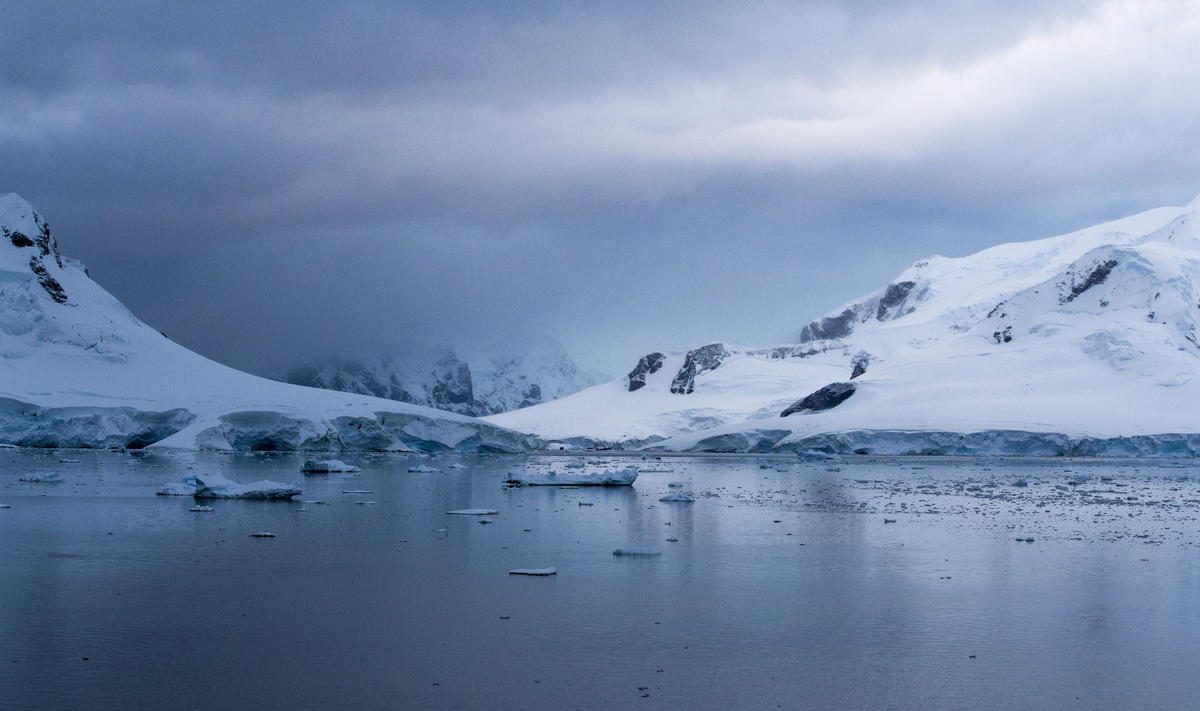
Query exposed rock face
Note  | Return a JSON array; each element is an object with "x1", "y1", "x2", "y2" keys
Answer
[
  {"x1": 876, "y1": 281, "x2": 916, "y2": 320},
  {"x1": 850, "y1": 351, "x2": 871, "y2": 379},
  {"x1": 798, "y1": 308, "x2": 858, "y2": 343},
  {"x1": 670, "y1": 343, "x2": 729, "y2": 394},
  {"x1": 1061, "y1": 259, "x2": 1118, "y2": 303},
  {"x1": 3, "y1": 202, "x2": 67, "y2": 303},
  {"x1": 28, "y1": 256, "x2": 67, "y2": 303},
  {"x1": 780, "y1": 382, "x2": 856, "y2": 417},
  {"x1": 625, "y1": 352, "x2": 665, "y2": 392}
]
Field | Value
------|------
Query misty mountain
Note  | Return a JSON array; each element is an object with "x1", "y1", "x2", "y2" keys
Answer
[
  {"x1": 278, "y1": 342, "x2": 605, "y2": 417},
  {"x1": 490, "y1": 194, "x2": 1200, "y2": 455}
]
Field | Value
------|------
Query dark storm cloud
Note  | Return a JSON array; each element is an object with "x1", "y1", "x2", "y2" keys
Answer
[{"x1": 2, "y1": 1, "x2": 1199, "y2": 374}]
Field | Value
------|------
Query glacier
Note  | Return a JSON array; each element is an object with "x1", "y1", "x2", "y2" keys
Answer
[
  {"x1": 0, "y1": 193, "x2": 539, "y2": 452},
  {"x1": 489, "y1": 194, "x2": 1200, "y2": 455}
]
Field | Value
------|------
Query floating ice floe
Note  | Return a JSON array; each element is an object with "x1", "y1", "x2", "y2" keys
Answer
[
  {"x1": 156, "y1": 474, "x2": 301, "y2": 500},
  {"x1": 447, "y1": 509, "x2": 499, "y2": 515},
  {"x1": 249, "y1": 531, "x2": 276, "y2": 538},
  {"x1": 612, "y1": 547, "x2": 662, "y2": 556},
  {"x1": 564, "y1": 460, "x2": 586, "y2": 469},
  {"x1": 508, "y1": 467, "x2": 638, "y2": 487},
  {"x1": 0, "y1": 504, "x2": 11, "y2": 509},
  {"x1": 509, "y1": 568, "x2": 557, "y2": 576},
  {"x1": 57, "y1": 458, "x2": 81, "y2": 464},
  {"x1": 342, "y1": 489, "x2": 373, "y2": 494},
  {"x1": 659, "y1": 492, "x2": 695, "y2": 503},
  {"x1": 189, "y1": 505, "x2": 214, "y2": 512},
  {"x1": 667, "y1": 481, "x2": 684, "y2": 488},
  {"x1": 407, "y1": 464, "x2": 440, "y2": 473},
  {"x1": 301, "y1": 459, "x2": 360, "y2": 473},
  {"x1": 18, "y1": 473, "x2": 63, "y2": 483}
]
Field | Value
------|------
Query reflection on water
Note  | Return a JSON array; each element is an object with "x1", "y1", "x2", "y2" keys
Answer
[{"x1": 2, "y1": 449, "x2": 1200, "y2": 709}]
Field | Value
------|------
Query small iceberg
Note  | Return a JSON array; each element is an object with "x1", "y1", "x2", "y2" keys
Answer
[
  {"x1": 18, "y1": 473, "x2": 63, "y2": 483},
  {"x1": 189, "y1": 505, "x2": 214, "y2": 512},
  {"x1": 659, "y1": 492, "x2": 695, "y2": 503},
  {"x1": 613, "y1": 548, "x2": 662, "y2": 556},
  {"x1": 157, "y1": 474, "x2": 301, "y2": 500},
  {"x1": 447, "y1": 509, "x2": 499, "y2": 515},
  {"x1": 509, "y1": 467, "x2": 638, "y2": 487},
  {"x1": 509, "y1": 567, "x2": 557, "y2": 576},
  {"x1": 407, "y1": 465, "x2": 440, "y2": 473},
  {"x1": 249, "y1": 531, "x2": 277, "y2": 538},
  {"x1": 301, "y1": 459, "x2": 360, "y2": 473}
]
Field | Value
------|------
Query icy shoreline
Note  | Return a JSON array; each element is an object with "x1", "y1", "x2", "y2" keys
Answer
[{"x1": 660, "y1": 428, "x2": 1200, "y2": 457}]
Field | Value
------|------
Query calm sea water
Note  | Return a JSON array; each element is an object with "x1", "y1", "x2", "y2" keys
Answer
[{"x1": 3, "y1": 449, "x2": 1200, "y2": 710}]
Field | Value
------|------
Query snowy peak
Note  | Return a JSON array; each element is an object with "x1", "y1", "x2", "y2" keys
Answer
[
  {"x1": 489, "y1": 191, "x2": 1200, "y2": 452},
  {"x1": 1, "y1": 193, "x2": 68, "y2": 304},
  {"x1": 0, "y1": 194, "x2": 537, "y2": 452}
]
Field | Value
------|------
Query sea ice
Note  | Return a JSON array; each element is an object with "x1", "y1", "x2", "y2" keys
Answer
[
  {"x1": 189, "y1": 505, "x2": 214, "y2": 512},
  {"x1": 18, "y1": 473, "x2": 63, "y2": 483},
  {"x1": 407, "y1": 465, "x2": 440, "y2": 473},
  {"x1": 301, "y1": 459, "x2": 360, "y2": 473},
  {"x1": 157, "y1": 474, "x2": 301, "y2": 500},
  {"x1": 659, "y1": 492, "x2": 695, "y2": 503},
  {"x1": 510, "y1": 467, "x2": 638, "y2": 487}
]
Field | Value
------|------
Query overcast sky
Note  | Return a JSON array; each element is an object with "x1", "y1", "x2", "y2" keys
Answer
[{"x1": 4, "y1": 0, "x2": 1200, "y2": 375}]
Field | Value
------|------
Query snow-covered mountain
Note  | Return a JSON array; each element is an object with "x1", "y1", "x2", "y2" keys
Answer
[
  {"x1": 0, "y1": 193, "x2": 535, "y2": 452},
  {"x1": 279, "y1": 339, "x2": 603, "y2": 416},
  {"x1": 489, "y1": 195, "x2": 1200, "y2": 456}
]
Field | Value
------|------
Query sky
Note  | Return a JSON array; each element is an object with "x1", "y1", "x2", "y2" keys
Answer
[{"x1": 4, "y1": 0, "x2": 1200, "y2": 376}]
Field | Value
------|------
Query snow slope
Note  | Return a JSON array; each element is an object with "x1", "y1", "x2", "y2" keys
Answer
[
  {"x1": 0, "y1": 194, "x2": 534, "y2": 452},
  {"x1": 279, "y1": 337, "x2": 603, "y2": 416},
  {"x1": 489, "y1": 195, "x2": 1200, "y2": 455}
]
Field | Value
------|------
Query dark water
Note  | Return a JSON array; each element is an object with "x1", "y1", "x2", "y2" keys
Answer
[{"x1": 3, "y1": 449, "x2": 1200, "y2": 710}]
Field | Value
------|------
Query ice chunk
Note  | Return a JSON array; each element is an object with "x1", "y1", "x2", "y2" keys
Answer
[
  {"x1": 301, "y1": 459, "x2": 360, "y2": 473},
  {"x1": 0, "y1": 504, "x2": 11, "y2": 509},
  {"x1": 659, "y1": 492, "x2": 695, "y2": 503},
  {"x1": 612, "y1": 547, "x2": 662, "y2": 556},
  {"x1": 18, "y1": 472, "x2": 63, "y2": 483},
  {"x1": 189, "y1": 505, "x2": 214, "y2": 512},
  {"x1": 249, "y1": 531, "x2": 276, "y2": 538},
  {"x1": 510, "y1": 467, "x2": 638, "y2": 487},
  {"x1": 564, "y1": 460, "x2": 586, "y2": 469},
  {"x1": 447, "y1": 509, "x2": 499, "y2": 515},
  {"x1": 342, "y1": 489, "x2": 373, "y2": 494},
  {"x1": 407, "y1": 464, "x2": 440, "y2": 473},
  {"x1": 509, "y1": 568, "x2": 557, "y2": 576},
  {"x1": 667, "y1": 481, "x2": 684, "y2": 488},
  {"x1": 159, "y1": 474, "x2": 301, "y2": 500},
  {"x1": 157, "y1": 481, "x2": 196, "y2": 496}
]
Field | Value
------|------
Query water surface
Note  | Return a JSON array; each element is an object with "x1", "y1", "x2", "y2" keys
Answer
[{"x1": 2, "y1": 449, "x2": 1199, "y2": 709}]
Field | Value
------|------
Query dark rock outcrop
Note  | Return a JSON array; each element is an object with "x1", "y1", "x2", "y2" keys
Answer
[
  {"x1": 850, "y1": 351, "x2": 871, "y2": 379},
  {"x1": 625, "y1": 352, "x2": 665, "y2": 392},
  {"x1": 780, "y1": 382, "x2": 856, "y2": 417},
  {"x1": 28, "y1": 256, "x2": 67, "y2": 303},
  {"x1": 1061, "y1": 259, "x2": 1118, "y2": 303},
  {"x1": 876, "y1": 281, "x2": 916, "y2": 320},
  {"x1": 798, "y1": 307, "x2": 859, "y2": 343},
  {"x1": 8, "y1": 230, "x2": 34, "y2": 248},
  {"x1": 670, "y1": 343, "x2": 728, "y2": 394},
  {"x1": 993, "y1": 326, "x2": 1013, "y2": 344}
]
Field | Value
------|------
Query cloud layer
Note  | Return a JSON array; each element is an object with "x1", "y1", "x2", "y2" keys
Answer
[{"x1": 3, "y1": 1, "x2": 1199, "y2": 373}]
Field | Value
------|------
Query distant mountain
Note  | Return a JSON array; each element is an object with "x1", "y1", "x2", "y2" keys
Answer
[
  {"x1": 490, "y1": 194, "x2": 1200, "y2": 456},
  {"x1": 0, "y1": 193, "x2": 534, "y2": 452},
  {"x1": 279, "y1": 340, "x2": 604, "y2": 416}
]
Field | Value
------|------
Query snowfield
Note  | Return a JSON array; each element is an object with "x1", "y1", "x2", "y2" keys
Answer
[
  {"x1": 0, "y1": 193, "x2": 536, "y2": 452},
  {"x1": 490, "y1": 194, "x2": 1200, "y2": 455}
]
